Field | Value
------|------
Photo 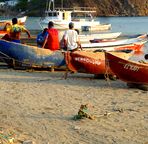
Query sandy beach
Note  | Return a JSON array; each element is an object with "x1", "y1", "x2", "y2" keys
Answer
[{"x1": 0, "y1": 67, "x2": 147, "y2": 144}]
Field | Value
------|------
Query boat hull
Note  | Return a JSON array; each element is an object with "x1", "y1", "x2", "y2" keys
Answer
[
  {"x1": 65, "y1": 51, "x2": 132, "y2": 75},
  {"x1": 0, "y1": 39, "x2": 65, "y2": 69},
  {"x1": 105, "y1": 52, "x2": 148, "y2": 85}
]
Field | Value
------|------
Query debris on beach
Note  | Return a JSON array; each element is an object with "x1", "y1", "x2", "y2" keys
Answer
[
  {"x1": 0, "y1": 126, "x2": 35, "y2": 144},
  {"x1": 0, "y1": 127, "x2": 15, "y2": 144},
  {"x1": 73, "y1": 104, "x2": 95, "y2": 120},
  {"x1": 73, "y1": 104, "x2": 124, "y2": 121}
]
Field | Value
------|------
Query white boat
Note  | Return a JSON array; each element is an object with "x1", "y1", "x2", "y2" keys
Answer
[
  {"x1": 40, "y1": 0, "x2": 111, "y2": 31},
  {"x1": 79, "y1": 32, "x2": 121, "y2": 42},
  {"x1": 0, "y1": 16, "x2": 27, "y2": 25},
  {"x1": 83, "y1": 42, "x2": 145, "y2": 52},
  {"x1": 0, "y1": 16, "x2": 27, "y2": 32},
  {"x1": 81, "y1": 34, "x2": 148, "y2": 48}
]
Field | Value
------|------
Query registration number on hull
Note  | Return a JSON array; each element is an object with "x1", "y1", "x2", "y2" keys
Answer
[{"x1": 124, "y1": 63, "x2": 140, "y2": 72}]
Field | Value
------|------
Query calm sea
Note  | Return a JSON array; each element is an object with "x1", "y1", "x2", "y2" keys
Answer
[{"x1": 26, "y1": 16, "x2": 148, "y2": 60}]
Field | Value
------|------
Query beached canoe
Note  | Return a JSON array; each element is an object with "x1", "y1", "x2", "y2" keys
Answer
[
  {"x1": 81, "y1": 34, "x2": 148, "y2": 48},
  {"x1": 0, "y1": 39, "x2": 65, "y2": 69},
  {"x1": 79, "y1": 32, "x2": 121, "y2": 43},
  {"x1": 84, "y1": 42, "x2": 144, "y2": 52},
  {"x1": 105, "y1": 52, "x2": 148, "y2": 85},
  {"x1": 89, "y1": 34, "x2": 145, "y2": 43},
  {"x1": 64, "y1": 51, "x2": 132, "y2": 75}
]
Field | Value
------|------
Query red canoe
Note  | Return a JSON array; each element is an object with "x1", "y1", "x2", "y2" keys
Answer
[
  {"x1": 105, "y1": 52, "x2": 148, "y2": 85},
  {"x1": 65, "y1": 51, "x2": 132, "y2": 75}
]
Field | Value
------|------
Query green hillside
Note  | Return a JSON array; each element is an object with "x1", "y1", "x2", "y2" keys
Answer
[{"x1": 0, "y1": 0, "x2": 148, "y2": 16}]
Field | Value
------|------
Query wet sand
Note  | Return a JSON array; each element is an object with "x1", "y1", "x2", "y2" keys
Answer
[{"x1": 0, "y1": 68, "x2": 147, "y2": 143}]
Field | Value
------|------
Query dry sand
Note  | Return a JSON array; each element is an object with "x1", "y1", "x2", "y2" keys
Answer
[{"x1": 0, "y1": 68, "x2": 147, "y2": 144}]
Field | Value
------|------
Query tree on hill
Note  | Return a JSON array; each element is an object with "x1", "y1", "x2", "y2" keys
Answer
[
  {"x1": 1, "y1": 0, "x2": 148, "y2": 16},
  {"x1": 15, "y1": 0, "x2": 28, "y2": 12}
]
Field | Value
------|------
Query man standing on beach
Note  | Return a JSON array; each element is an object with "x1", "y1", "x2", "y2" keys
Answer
[
  {"x1": 6, "y1": 17, "x2": 31, "y2": 43},
  {"x1": 42, "y1": 21, "x2": 60, "y2": 51}
]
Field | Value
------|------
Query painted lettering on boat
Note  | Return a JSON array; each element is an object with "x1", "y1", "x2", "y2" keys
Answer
[
  {"x1": 74, "y1": 57, "x2": 101, "y2": 65},
  {"x1": 124, "y1": 63, "x2": 140, "y2": 72}
]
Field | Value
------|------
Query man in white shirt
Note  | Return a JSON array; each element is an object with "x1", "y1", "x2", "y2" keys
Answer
[{"x1": 63, "y1": 22, "x2": 82, "y2": 52}]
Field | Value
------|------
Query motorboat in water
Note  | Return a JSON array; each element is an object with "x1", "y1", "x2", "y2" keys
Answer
[{"x1": 40, "y1": 0, "x2": 111, "y2": 31}]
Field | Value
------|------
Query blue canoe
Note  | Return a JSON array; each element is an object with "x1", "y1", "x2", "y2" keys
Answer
[{"x1": 0, "y1": 39, "x2": 65, "y2": 69}]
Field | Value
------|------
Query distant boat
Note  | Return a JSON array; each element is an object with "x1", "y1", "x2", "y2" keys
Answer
[
  {"x1": 40, "y1": 0, "x2": 111, "y2": 31},
  {"x1": 0, "y1": 16, "x2": 27, "y2": 36},
  {"x1": 105, "y1": 52, "x2": 148, "y2": 85},
  {"x1": 0, "y1": 16, "x2": 27, "y2": 28}
]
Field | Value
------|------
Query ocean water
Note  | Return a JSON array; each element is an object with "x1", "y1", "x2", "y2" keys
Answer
[
  {"x1": 1, "y1": 16, "x2": 147, "y2": 34},
  {"x1": 26, "y1": 16, "x2": 148, "y2": 35},
  {"x1": 25, "y1": 16, "x2": 148, "y2": 60},
  {"x1": 98, "y1": 16, "x2": 148, "y2": 35},
  {"x1": 98, "y1": 17, "x2": 148, "y2": 60}
]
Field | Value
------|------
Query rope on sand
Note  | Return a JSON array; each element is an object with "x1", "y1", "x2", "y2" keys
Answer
[
  {"x1": 73, "y1": 104, "x2": 124, "y2": 121},
  {"x1": 104, "y1": 55, "x2": 111, "y2": 85}
]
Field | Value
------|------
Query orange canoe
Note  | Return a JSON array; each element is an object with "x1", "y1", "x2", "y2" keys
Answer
[{"x1": 65, "y1": 51, "x2": 132, "y2": 75}]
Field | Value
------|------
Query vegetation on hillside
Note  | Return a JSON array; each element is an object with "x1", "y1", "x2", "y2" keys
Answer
[{"x1": 0, "y1": 0, "x2": 148, "y2": 16}]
